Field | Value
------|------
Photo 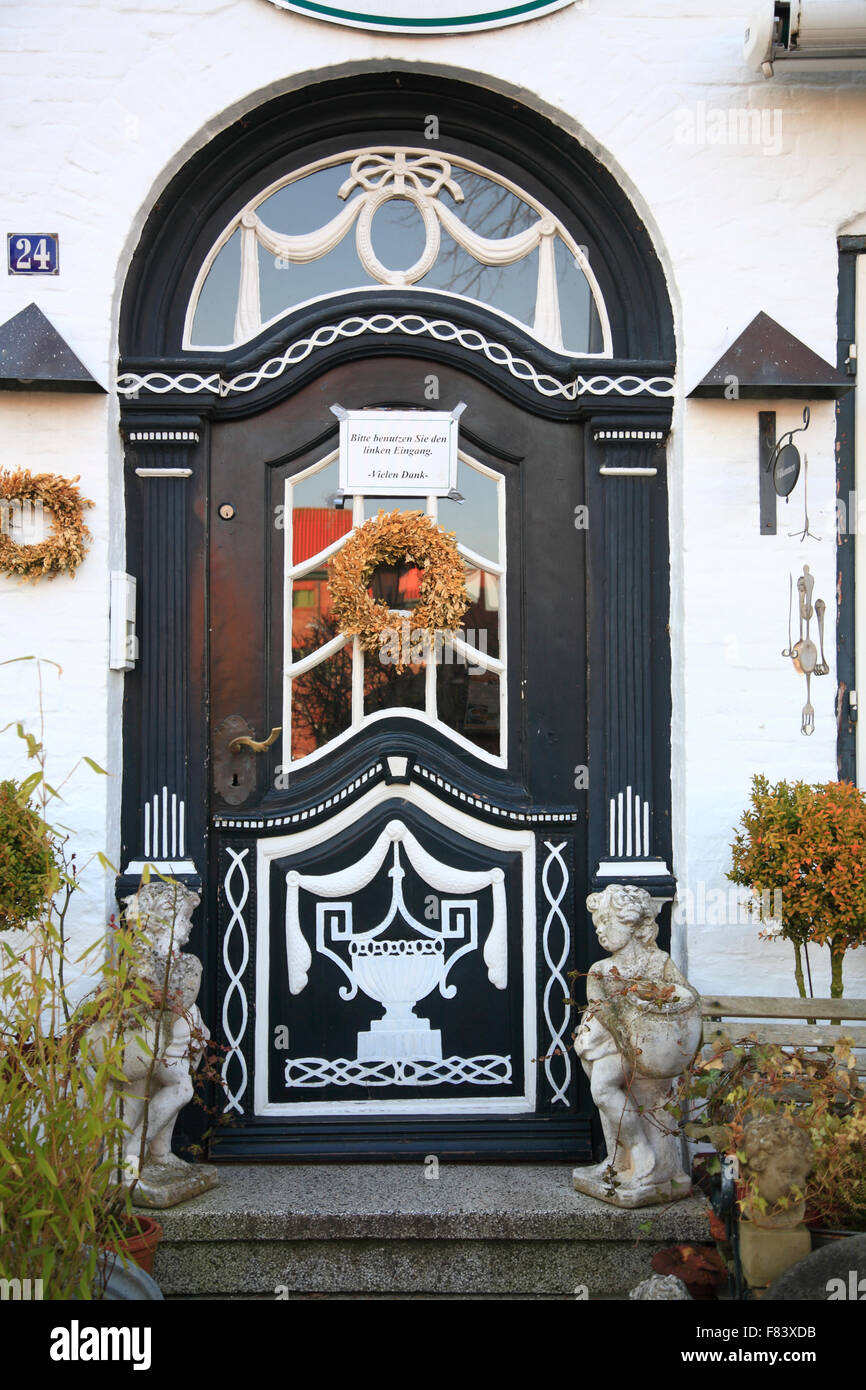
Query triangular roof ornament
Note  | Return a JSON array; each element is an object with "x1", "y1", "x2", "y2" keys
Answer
[
  {"x1": 0, "y1": 302, "x2": 105, "y2": 393},
  {"x1": 689, "y1": 310, "x2": 851, "y2": 399}
]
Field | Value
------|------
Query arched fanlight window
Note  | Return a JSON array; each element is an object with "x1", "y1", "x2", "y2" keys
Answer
[{"x1": 185, "y1": 148, "x2": 612, "y2": 357}]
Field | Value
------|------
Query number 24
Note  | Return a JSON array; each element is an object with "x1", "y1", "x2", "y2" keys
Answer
[{"x1": 15, "y1": 237, "x2": 52, "y2": 271}]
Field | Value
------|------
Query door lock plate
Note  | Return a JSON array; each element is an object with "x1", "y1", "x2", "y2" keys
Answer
[{"x1": 214, "y1": 715, "x2": 258, "y2": 806}]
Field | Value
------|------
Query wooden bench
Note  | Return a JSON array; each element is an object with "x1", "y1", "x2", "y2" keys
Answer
[{"x1": 700, "y1": 995, "x2": 866, "y2": 1075}]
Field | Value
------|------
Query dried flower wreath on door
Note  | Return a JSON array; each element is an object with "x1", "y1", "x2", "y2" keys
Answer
[
  {"x1": 0, "y1": 469, "x2": 93, "y2": 580},
  {"x1": 327, "y1": 509, "x2": 468, "y2": 656}
]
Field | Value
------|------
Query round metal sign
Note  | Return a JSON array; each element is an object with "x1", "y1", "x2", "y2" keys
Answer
[
  {"x1": 773, "y1": 443, "x2": 801, "y2": 498},
  {"x1": 264, "y1": 0, "x2": 576, "y2": 33}
]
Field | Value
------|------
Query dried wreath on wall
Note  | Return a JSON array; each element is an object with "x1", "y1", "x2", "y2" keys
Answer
[
  {"x1": 0, "y1": 469, "x2": 93, "y2": 580},
  {"x1": 328, "y1": 509, "x2": 468, "y2": 657}
]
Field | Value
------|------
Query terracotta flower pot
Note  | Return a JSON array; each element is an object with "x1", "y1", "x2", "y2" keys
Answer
[{"x1": 113, "y1": 1215, "x2": 163, "y2": 1276}]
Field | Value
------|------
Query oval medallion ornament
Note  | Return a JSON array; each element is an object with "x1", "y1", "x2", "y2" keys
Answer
[{"x1": 263, "y1": 0, "x2": 575, "y2": 33}]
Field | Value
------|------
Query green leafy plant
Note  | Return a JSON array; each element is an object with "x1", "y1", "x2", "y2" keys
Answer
[
  {"x1": 672, "y1": 1035, "x2": 866, "y2": 1232},
  {"x1": 0, "y1": 778, "x2": 59, "y2": 931},
  {"x1": 0, "y1": 657, "x2": 158, "y2": 1296},
  {"x1": 729, "y1": 775, "x2": 866, "y2": 997},
  {"x1": 0, "y1": 916, "x2": 154, "y2": 1296}
]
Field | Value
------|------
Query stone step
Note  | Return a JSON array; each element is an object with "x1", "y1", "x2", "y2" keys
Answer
[{"x1": 152, "y1": 1164, "x2": 710, "y2": 1299}]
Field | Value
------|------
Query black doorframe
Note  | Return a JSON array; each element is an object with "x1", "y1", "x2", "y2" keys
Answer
[
  {"x1": 837, "y1": 235, "x2": 864, "y2": 784},
  {"x1": 117, "y1": 72, "x2": 676, "y2": 1159}
]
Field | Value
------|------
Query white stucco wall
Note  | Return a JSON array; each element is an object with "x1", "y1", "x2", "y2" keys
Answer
[{"x1": 2, "y1": 0, "x2": 866, "y2": 995}]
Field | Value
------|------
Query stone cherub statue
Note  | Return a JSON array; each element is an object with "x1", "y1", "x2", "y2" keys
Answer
[
  {"x1": 573, "y1": 884, "x2": 703, "y2": 1207},
  {"x1": 112, "y1": 881, "x2": 218, "y2": 1208}
]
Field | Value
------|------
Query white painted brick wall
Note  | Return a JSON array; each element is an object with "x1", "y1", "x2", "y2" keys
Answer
[{"x1": 1, "y1": 0, "x2": 865, "y2": 996}]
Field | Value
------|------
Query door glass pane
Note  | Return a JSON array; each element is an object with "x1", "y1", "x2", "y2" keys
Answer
[
  {"x1": 192, "y1": 228, "x2": 241, "y2": 346},
  {"x1": 437, "y1": 666, "x2": 500, "y2": 754},
  {"x1": 364, "y1": 648, "x2": 426, "y2": 715},
  {"x1": 291, "y1": 577, "x2": 343, "y2": 662},
  {"x1": 556, "y1": 236, "x2": 604, "y2": 354},
  {"x1": 286, "y1": 452, "x2": 504, "y2": 764},
  {"x1": 362, "y1": 498, "x2": 425, "y2": 521},
  {"x1": 369, "y1": 560, "x2": 422, "y2": 612},
  {"x1": 461, "y1": 565, "x2": 500, "y2": 662},
  {"x1": 290, "y1": 647, "x2": 353, "y2": 760},
  {"x1": 292, "y1": 461, "x2": 350, "y2": 566},
  {"x1": 438, "y1": 460, "x2": 499, "y2": 563}
]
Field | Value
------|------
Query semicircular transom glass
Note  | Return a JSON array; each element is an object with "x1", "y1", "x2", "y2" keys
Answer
[{"x1": 185, "y1": 147, "x2": 612, "y2": 357}]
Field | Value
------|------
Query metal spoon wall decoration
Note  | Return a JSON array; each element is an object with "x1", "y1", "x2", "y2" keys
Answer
[
  {"x1": 784, "y1": 565, "x2": 828, "y2": 735},
  {"x1": 814, "y1": 598, "x2": 829, "y2": 675}
]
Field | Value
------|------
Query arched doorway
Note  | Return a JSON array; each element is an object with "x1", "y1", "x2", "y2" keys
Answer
[{"x1": 118, "y1": 72, "x2": 675, "y2": 1159}]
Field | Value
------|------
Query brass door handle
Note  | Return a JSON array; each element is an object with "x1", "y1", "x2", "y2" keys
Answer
[{"x1": 228, "y1": 726, "x2": 282, "y2": 754}]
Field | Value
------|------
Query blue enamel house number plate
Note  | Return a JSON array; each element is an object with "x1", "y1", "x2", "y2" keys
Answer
[{"x1": 8, "y1": 234, "x2": 59, "y2": 275}]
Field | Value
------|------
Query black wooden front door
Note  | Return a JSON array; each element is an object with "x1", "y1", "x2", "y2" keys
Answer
[{"x1": 208, "y1": 353, "x2": 591, "y2": 1158}]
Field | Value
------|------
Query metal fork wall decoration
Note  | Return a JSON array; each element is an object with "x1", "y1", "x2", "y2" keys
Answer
[{"x1": 782, "y1": 564, "x2": 829, "y2": 736}]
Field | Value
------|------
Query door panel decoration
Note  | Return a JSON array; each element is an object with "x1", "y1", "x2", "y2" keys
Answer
[
  {"x1": 220, "y1": 846, "x2": 252, "y2": 1115},
  {"x1": 540, "y1": 839, "x2": 572, "y2": 1107},
  {"x1": 117, "y1": 314, "x2": 675, "y2": 404},
  {"x1": 254, "y1": 786, "x2": 536, "y2": 1116}
]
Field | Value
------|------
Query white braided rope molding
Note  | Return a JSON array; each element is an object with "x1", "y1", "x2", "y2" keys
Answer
[
  {"x1": 284, "y1": 1054, "x2": 512, "y2": 1087},
  {"x1": 221, "y1": 847, "x2": 251, "y2": 1115},
  {"x1": 541, "y1": 840, "x2": 573, "y2": 1107},
  {"x1": 117, "y1": 314, "x2": 675, "y2": 402}
]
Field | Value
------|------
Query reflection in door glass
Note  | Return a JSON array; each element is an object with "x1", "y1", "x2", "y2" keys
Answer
[
  {"x1": 291, "y1": 644, "x2": 352, "y2": 761},
  {"x1": 364, "y1": 648, "x2": 426, "y2": 715},
  {"x1": 438, "y1": 460, "x2": 499, "y2": 563},
  {"x1": 362, "y1": 498, "x2": 425, "y2": 522},
  {"x1": 191, "y1": 229, "x2": 241, "y2": 347},
  {"x1": 437, "y1": 666, "x2": 500, "y2": 755},
  {"x1": 459, "y1": 565, "x2": 500, "y2": 661},
  {"x1": 292, "y1": 461, "x2": 350, "y2": 566}
]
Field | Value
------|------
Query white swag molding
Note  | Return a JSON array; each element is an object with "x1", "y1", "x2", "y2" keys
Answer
[
  {"x1": 185, "y1": 148, "x2": 613, "y2": 357},
  {"x1": 284, "y1": 819, "x2": 508, "y2": 997}
]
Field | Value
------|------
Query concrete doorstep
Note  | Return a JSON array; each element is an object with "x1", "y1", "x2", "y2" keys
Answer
[{"x1": 152, "y1": 1164, "x2": 710, "y2": 1300}]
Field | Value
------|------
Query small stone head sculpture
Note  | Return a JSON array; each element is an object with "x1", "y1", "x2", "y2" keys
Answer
[
  {"x1": 742, "y1": 1113, "x2": 813, "y2": 1226},
  {"x1": 123, "y1": 881, "x2": 200, "y2": 954},
  {"x1": 586, "y1": 884, "x2": 662, "y2": 954}
]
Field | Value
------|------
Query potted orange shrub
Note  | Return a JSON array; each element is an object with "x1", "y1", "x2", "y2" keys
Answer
[{"x1": 729, "y1": 775, "x2": 866, "y2": 997}]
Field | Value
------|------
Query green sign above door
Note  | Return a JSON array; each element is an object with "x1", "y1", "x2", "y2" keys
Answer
[{"x1": 265, "y1": 0, "x2": 575, "y2": 33}]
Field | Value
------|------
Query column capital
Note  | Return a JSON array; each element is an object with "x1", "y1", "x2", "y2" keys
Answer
[{"x1": 120, "y1": 413, "x2": 202, "y2": 446}]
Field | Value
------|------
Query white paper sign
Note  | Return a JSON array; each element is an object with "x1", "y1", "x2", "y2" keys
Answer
[{"x1": 336, "y1": 408, "x2": 461, "y2": 497}]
